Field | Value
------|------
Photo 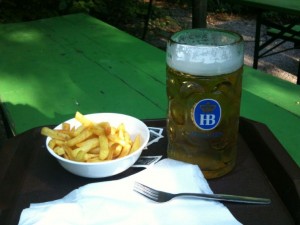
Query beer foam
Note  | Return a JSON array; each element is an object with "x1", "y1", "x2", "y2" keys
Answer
[{"x1": 167, "y1": 29, "x2": 244, "y2": 76}]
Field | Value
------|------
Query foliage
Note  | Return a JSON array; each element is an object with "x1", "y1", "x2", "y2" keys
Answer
[
  {"x1": 0, "y1": 0, "x2": 60, "y2": 22},
  {"x1": 0, "y1": 0, "x2": 148, "y2": 24},
  {"x1": 207, "y1": 0, "x2": 244, "y2": 14},
  {"x1": 1, "y1": 0, "x2": 295, "y2": 25}
]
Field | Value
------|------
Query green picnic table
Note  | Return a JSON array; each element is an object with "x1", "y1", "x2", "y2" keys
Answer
[
  {"x1": 238, "y1": 0, "x2": 300, "y2": 14},
  {"x1": 0, "y1": 13, "x2": 300, "y2": 166}
]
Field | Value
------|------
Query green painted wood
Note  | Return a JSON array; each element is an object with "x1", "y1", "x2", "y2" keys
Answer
[
  {"x1": 241, "y1": 67, "x2": 300, "y2": 164},
  {"x1": 238, "y1": 0, "x2": 300, "y2": 15},
  {"x1": 0, "y1": 14, "x2": 167, "y2": 134},
  {"x1": 0, "y1": 14, "x2": 300, "y2": 165},
  {"x1": 241, "y1": 90, "x2": 300, "y2": 165},
  {"x1": 243, "y1": 66, "x2": 300, "y2": 117}
]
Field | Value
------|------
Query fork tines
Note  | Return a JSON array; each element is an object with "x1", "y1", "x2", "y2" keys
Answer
[{"x1": 133, "y1": 182, "x2": 159, "y2": 201}]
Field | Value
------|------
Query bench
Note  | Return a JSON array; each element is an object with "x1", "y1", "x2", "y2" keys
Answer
[{"x1": 267, "y1": 24, "x2": 300, "y2": 47}]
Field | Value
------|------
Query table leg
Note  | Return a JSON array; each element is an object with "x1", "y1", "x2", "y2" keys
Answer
[
  {"x1": 253, "y1": 12, "x2": 263, "y2": 69},
  {"x1": 142, "y1": 0, "x2": 154, "y2": 40},
  {"x1": 192, "y1": 0, "x2": 207, "y2": 28}
]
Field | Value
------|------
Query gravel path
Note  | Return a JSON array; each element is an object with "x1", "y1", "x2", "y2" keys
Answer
[
  {"x1": 209, "y1": 18, "x2": 298, "y2": 83},
  {"x1": 141, "y1": 5, "x2": 299, "y2": 84}
]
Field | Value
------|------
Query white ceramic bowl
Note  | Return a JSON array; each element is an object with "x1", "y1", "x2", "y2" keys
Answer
[{"x1": 46, "y1": 113, "x2": 150, "y2": 178}]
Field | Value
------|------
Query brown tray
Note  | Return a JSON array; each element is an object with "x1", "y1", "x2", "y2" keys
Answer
[{"x1": 0, "y1": 117, "x2": 299, "y2": 225}]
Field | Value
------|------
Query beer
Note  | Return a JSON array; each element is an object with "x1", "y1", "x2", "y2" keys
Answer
[{"x1": 166, "y1": 29, "x2": 244, "y2": 179}]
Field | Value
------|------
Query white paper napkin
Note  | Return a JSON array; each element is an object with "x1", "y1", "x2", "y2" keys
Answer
[{"x1": 18, "y1": 159, "x2": 242, "y2": 225}]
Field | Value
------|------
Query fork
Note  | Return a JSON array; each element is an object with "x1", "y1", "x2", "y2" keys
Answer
[{"x1": 133, "y1": 182, "x2": 271, "y2": 204}]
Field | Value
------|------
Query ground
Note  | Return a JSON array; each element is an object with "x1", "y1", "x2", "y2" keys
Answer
[{"x1": 120, "y1": 2, "x2": 298, "y2": 83}]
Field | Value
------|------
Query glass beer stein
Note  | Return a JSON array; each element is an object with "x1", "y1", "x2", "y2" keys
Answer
[{"x1": 166, "y1": 28, "x2": 244, "y2": 179}]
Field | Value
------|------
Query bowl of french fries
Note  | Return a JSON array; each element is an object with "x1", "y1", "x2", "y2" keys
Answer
[{"x1": 41, "y1": 112, "x2": 150, "y2": 178}]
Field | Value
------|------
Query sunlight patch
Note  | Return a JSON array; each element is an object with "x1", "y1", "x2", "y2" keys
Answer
[{"x1": 7, "y1": 30, "x2": 42, "y2": 43}]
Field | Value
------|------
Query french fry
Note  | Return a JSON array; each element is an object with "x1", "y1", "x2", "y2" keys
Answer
[
  {"x1": 62, "y1": 122, "x2": 70, "y2": 131},
  {"x1": 63, "y1": 154, "x2": 70, "y2": 160},
  {"x1": 107, "y1": 133, "x2": 120, "y2": 144},
  {"x1": 75, "y1": 150, "x2": 86, "y2": 162},
  {"x1": 72, "y1": 138, "x2": 99, "y2": 157},
  {"x1": 99, "y1": 135, "x2": 110, "y2": 160},
  {"x1": 89, "y1": 147, "x2": 100, "y2": 154},
  {"x1": 111, "y1": 143, "x2": 122, "y2": 158},
  {"x1": 41, "y1": 127, "x2": 70, "y2": 141},
  {"x1": 53, "y1": 146, "x2": 65, "y2": 156},
  {"x1": 41, "y1": 111, "x2": 142, "y2": 163},
  {"x1": 96, "y1": 122, "x2": 112, "y2": 135},
  {"x1": 75, "y1": 137, "x2": 99, "y2": 148},
  {"x1": 86, "y1": 157, "x2": 104, "y2": 163},
  {"x1": 75, "y1": 111, "x2": 93, "y2": 127},
  {"x1": 70, "y1": 126, "x2": 75, "y2": 134},
  {"x1": 62, "y1": 145, "x2": 75, "y2": 160},
  {"x1": 92, "y1": 126, "x2": 105, "y2": 136},
  {"x1": 73, "y1": 125, "x2": 86, "y2": 137},
  {"x1": 117, "y1": 123, "x2": 125, "y2": 139},
  {"x1": 118, "y1": 143, "x2": 131, "y2": 158},
  {"x1": 53, "y1": 139, "x2": 65, "y2": 147},
  {"x1": 47, "y1": 139, "x2": 66, "y2": 151},
  {"x1": 67, "y1": 129, "x2": 93, "y2": 147},
  {"x1": 130, "y1": 134, "x2": 141, "y2": 154},
  {"x1": 48, "y1": 139, "x2": 57, "y2": 149},
  {"x1": 124, "y1": 131, "x2": 131, "y2": 144},
  {"x1": 86, "y1": 153, "x2": 99, "y2": 160}
]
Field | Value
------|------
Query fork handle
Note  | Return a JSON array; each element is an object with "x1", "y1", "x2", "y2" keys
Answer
[{"x1": 176, "y1": 193, "x2": 271, "y2": 204}]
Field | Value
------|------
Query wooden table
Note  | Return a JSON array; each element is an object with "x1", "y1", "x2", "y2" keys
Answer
[
  {"x1": 0, "y1": 13, "x2": 300, "y2": 166},
  {"x1": 236, "y1": 0, "x2": 300, "y2": 84}
]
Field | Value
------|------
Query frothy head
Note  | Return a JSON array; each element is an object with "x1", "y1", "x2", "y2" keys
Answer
[{"x1": 167, "y1": 29, "x2": 244, "y2": 76}]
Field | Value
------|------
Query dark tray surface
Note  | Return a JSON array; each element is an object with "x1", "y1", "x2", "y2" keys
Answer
[{"x1": 0, "y1": 117, "x2": 299, "y2": 225}]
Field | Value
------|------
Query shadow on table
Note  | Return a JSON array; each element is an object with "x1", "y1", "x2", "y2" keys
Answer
[{"x1": 0, "y1": 102, "x2": 73, "y2": 138}]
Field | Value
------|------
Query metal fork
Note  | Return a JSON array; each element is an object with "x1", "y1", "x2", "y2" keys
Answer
[{"x1": 133, "y1": 182, "x2": 271, "y2": 204}]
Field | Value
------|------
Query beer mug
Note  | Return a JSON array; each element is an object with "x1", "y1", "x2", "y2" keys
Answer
[{"x1": 166, "y1": 28, "x2": 244, "y2": 179}]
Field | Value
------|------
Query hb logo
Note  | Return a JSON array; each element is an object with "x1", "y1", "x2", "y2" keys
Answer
[
  {"x1": 193, "y1": 99, "x2": 221, "y2": 130},
  {"x1": 199, "y1": 114, "x2": 216, "y2": 126}
]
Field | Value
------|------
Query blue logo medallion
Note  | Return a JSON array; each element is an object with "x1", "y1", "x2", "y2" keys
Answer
[{"x1": 193, "y1": 99, "x2": 221, "y2": 130}]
